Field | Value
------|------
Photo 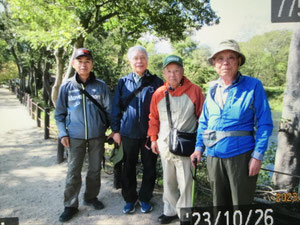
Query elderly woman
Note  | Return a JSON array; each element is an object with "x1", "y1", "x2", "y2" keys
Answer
[
  {"x1": 191, "y1": 40, "x2": 273, "y2": 207},
  {"x1": 111, "y1": 45, "x2": 163, "y2": 214}
]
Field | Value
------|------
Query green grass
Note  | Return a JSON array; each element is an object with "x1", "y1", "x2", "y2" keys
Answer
[{"x1": 265, "y1": 86, "x2": 284, "y2": 112}]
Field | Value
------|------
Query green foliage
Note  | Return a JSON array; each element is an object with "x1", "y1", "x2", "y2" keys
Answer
[
  {"x1": 0, "y1": 39, "x2": 8, "y2": 70},
  {"x1": 0, "y1": 61, "x2": 18, "y2": 83},
  {"x1": 7, "y1": 0, "x2": 219, "y2": 50},
  {"x1": 172, "y1": 36, "x2": 218, "y2": 87},
  {"x1": 240, "y1": 30, "x2": 291, "y2": 87},
  {"x1": 7, "y1": 0, "x2": 84, "y2": 49},
  {"x1": 265, "y1": 86, "x2": 284, "y2": 112},
  {"x1": 257, "y1": 143, "x2": 277, "y2": 186}
]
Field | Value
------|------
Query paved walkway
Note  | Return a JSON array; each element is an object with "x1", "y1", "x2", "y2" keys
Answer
[{"x1": 0, "y1": 87, "x2": 170, "y2": 225}]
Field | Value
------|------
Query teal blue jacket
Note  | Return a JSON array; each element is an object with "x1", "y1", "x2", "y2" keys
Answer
[{"x1": 195, "y1": 73, "x2": 273, "y2": 160}]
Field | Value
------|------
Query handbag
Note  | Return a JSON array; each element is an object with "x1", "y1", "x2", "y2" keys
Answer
[
  {"x1": 110, "y1": 142, "x2": 124, "y2": 166},
  {"x1": 165, "y1": 91, "x2": 196, "y2": 157}
]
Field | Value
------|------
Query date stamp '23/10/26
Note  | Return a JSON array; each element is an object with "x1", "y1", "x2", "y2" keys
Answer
[{"x1": 180, "y1": 202, "x2": 300, "y2": 225}]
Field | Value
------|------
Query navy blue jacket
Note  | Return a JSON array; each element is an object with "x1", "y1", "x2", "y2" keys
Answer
[
  {"x1": 111, "y1": 70, "x2": 163, "y2": 139},
  {"x1": 55, "y1": 72, "x2": 111, "y2": 139}
]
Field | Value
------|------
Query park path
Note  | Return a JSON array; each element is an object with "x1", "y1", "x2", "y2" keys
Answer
[{"x1": 0, "y1": 87, "x2": 173, "y2": 225}]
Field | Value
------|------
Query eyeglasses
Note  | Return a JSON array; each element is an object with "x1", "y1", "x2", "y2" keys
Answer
[
  {"x1": 214, "y1": 55, "x2": 238, "y2": 64},
  {"x1": 132, "y1": 56, "x2": 147, "y2": 62}
]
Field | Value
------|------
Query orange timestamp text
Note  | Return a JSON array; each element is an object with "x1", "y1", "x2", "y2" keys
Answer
[{"x1": 275, "y1": 192, "x2": 300, "y2": 203}]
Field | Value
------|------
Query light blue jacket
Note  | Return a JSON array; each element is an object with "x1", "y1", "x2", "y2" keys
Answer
[
  {"x1": 55, "y1": 72, "x2": 111, "y2": 139},
  {"x1": 195, "y1": 73, "x2": 273, "y2": 160}
]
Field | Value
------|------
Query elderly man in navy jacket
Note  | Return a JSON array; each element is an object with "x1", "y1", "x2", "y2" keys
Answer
[
  {"x1": 111, "y1": 45, "x2": 163, "y2": 214},
  {"x1": 55, "y1": 48, "x2": 111, "y2": 222}
]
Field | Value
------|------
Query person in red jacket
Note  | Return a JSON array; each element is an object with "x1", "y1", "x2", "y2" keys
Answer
[{"x1": 148, "y1": 55, "x2": 205, "y2": 224}]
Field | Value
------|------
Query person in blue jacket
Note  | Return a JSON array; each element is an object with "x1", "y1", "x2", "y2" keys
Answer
[
  {"x1": 55, "y1": 48, "x2": 111, "y2": 222},
  {"x1": 111, "y1": 45, "x2": 163, "y2": 214},
  {"x1": 190, "y1": 40, "x2": 273, "y2": 207}
]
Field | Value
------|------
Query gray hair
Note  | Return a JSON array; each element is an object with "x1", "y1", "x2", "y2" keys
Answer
[{"x1": 127, "y1": 45, "x2": 148, "y2": 61}]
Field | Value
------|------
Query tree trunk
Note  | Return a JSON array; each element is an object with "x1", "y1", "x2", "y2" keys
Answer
[
  {"x1": 63, "y1": 36, "x2": 85, "y2": 80},
  {"x1": 273, "y1": 25, "x2": 300, "y2": 191},
  {"x1": 43, "y1": 61, "x2": 52, "y2": 106},
  {"x1": 51, "y1": 47, "x2": 65, "y2": 107},
  {"x1": 10, "y1": 46, "x2": 25, "y2": 91},
  {"x1": 27, "y1": 65, "x2": 33, "y2": 94}
]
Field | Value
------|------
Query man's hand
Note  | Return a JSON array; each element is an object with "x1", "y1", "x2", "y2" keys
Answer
[
  {"x1": 151, "y1": 141, "x2": 159, "y2": 154},
  {"x1": 112, "y1": 132, "x2": 121, "y2": 146},
  {"x1": 190, "y1": 150, "x2": 202, "y2": 167},
  {"x1": 249, "y1": 157, "x2": 262, "y2": 176},
  {"x1": 61, "y1": 136, "x2": 70, "y2": 148}
]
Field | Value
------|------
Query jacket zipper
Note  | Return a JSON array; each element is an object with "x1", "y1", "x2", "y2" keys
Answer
[{"x1": 81, "y1": 84, "x2": 88, "y2": 140}]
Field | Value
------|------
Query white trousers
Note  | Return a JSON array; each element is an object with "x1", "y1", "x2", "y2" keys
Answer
[{"x1": 160, "y1": 150, "x2": 193, "y2": 217}]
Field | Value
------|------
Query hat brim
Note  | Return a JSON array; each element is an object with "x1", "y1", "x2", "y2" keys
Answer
[
  {"x1": 208, "y1": 48, "x2": 246, "y2": 66},
  {"x1": 163, "y1": 61, "x2": 183, "y2": 68},
  {"x1": 73, "y1": 54, "x2": 93, "y2": 60}
]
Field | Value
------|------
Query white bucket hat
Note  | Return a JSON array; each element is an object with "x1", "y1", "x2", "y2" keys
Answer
[{"x1": 208, "y1": 39, "x2": 246, "y2": 66}]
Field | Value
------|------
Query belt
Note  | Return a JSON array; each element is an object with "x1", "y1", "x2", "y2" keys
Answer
[{"x1": 202, "y1": 130, "x2": 253, "y2": 147}]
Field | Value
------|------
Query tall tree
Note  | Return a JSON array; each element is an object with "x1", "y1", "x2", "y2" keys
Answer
[
  {"x1": 7, "y1": 0, "x2": 219, "y2": 105},
  {"x1": 273, "y1": 26, "x2": 300, "y2": 191}
]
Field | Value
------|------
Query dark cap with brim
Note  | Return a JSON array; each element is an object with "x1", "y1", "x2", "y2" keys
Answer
[
  {"x1": 163, "y1": 55, "x2": 183, "y2": 68},
  {"x1": 73, "y1": 48, "x2": 93, "y2": 60}
]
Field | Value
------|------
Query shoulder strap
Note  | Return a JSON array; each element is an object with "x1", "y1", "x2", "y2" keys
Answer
[
  {"x1": 122, "y1": 74, "x2": 157, "y2": 111},
  {"x1": 165, "y1": 91, "x2": 173, "y2": 129},
  {"x1": 79, "y1": 88, "x2": 109, "y2": 127}
]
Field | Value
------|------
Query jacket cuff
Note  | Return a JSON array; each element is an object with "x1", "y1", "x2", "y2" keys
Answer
[
  {"x1": 150, "y1": 135, "x2": 158, "y2": 141},
  {"x1": 195, "y1": 146, "x2": 205, "y2": 153},
  {"x1": 251, "y1": 151, "x2": 264, "y2": 161}
]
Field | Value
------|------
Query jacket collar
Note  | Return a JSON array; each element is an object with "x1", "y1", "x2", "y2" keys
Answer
[
  {"x1": 129, "y1": 69, "x2": 152, "y2": 81},
  {"x1": 164, "y1": 76, "x2": 193, "y2": 96},
  {"x1": 71, "y1": 72, "x2": 96, "y2": 88}
]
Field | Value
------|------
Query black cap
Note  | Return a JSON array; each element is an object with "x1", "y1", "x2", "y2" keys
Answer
[{"x1": 73, "y1": 48, "x2": 93, "y2": 60}]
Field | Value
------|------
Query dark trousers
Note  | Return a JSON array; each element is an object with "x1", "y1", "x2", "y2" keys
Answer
[
  {"x1": 121, "y1": 136, "x2": 157, "y2": 203},
  {"x1": 64, "y1": 137, "x2": 105, "y2": 208},
  {"x1": 207, "y1": 150, "x2": 258, "y2": 207}
]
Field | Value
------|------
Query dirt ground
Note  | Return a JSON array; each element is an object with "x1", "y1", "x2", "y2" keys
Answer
[{"x1": 0, "y1": 87, "x2": 179, "y2": 225}]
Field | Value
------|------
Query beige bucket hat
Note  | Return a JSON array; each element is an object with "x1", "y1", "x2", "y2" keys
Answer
[{"x1": 208, "y1": 39, "x2": 246, "y2": 66}]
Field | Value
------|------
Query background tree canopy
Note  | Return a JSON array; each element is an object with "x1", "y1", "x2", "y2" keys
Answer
[{"x1": 0, "y1": 0, "x2": 291, "y2": 106}]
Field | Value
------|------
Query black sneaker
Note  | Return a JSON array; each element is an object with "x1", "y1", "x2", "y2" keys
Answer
[
  {"x1": 84, "y1": 198, "x2": 104, "y2": 210},
  {"x1": 158, "y1": 214, "x2": 178, "y2": 224},
  {"x1": 59, "y1": 207, "x2": 78, "y2": 222}
]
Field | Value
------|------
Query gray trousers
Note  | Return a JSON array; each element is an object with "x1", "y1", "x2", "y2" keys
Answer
[
  {"x1": 207, "y1": 150, "x2": 258, "y2": 207},
  {"x1": 64, "y1": 137, "x2": 105, "y2": 208}
]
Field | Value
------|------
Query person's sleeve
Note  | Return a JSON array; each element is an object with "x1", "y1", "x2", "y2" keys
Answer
[
  {"x1": 252, "y1": 81, "x2": 273, "y2": 160},
  {"x1": 195, "y1": 100, "x2": 209, "y2": 153},
  {"x1": 55, "y1": 85, "x2": 68, "y2": 139},
  {"x1": 111, "y1": 79, "x2": 123, "y2": 133},
  {"x1": 195, "y1": 86, "x2": 205, "y2": 118},
  {"x1": 148, "y1": 91, "x2": 160, "y2": 141}
]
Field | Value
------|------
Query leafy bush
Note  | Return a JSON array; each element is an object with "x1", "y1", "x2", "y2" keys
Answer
[{"x1": 0, "y1": 61, "x2": 18, "y2": 84}]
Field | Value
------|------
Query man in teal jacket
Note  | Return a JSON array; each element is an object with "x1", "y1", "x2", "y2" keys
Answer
[
  {"x1": 55, "y1": 48, "x2": 111, "y2": 222},
  {"x1": 191, "y1": 40, "x2": 273, "y2": 207}
]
